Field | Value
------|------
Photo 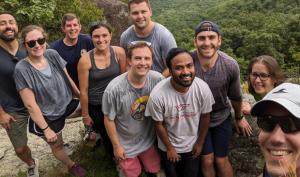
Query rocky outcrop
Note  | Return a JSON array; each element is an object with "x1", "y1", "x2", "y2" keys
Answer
[
  {"x1": 0, "y1": 118, "x2": 84, "y2": 177},
  {"x1": 95, "y1": 0, "x2": 130, "y2": 45}
]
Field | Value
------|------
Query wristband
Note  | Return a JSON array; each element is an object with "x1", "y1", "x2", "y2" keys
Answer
[
  {"x1": 236, "y1": 115, "x2": 244, "y2": 121},
  {"x1": 41, "y1": 125, "x2": 49, "y2": 131}
]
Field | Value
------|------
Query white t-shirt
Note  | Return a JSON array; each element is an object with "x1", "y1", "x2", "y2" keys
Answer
[{"x1": 145, "y1": 77, "x2": 215, "y2": 153}]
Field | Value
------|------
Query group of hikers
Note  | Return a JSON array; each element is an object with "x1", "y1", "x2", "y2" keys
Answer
[{"x1": 1, "y1": 0, "x2": 300, "y2": 177}]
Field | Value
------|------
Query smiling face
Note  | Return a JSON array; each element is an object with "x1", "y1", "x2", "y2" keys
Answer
[
  {"x1": 258, "y1": 102, "x2": 300, "y2": 177},
  {"x1": 194, "y1": 31, "x2": 221, "y2": 60},
  {"x1": 62, "y1": 18, "x2": 81, "y2": 41},
  {"x1": 129, "y1": 1, "x2": 152, "y2": 30},
  {"x1": 128, "y1": 46, "x2": 153, "y2": 78},
  {"x1": 91, "y1": 27, "x2": 111, "y2": 51},
  {"x1": 24, "y1": 29, "x2": 46, "y2": 58},
  {"x1": 250, "y1": 62, "x2": 275, "y2": 97},
  {"x1": 170, "y1": 52, "x2": 195, "y2": 92},
  {"x1": 0, "y1": 13, "x2": 18, "y2": 42}
]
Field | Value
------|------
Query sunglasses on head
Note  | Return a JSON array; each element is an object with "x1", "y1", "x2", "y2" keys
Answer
[
  {"x1": 257, "y1": 115, "x2": 300, "y2": 133},
  {"x1": 26, "y1": 38, "x2": 46, "y2": 48}
]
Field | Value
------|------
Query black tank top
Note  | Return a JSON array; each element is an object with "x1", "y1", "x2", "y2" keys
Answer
[{"x1": 88, "y1": 47, "x2": 120, "y2": 105}]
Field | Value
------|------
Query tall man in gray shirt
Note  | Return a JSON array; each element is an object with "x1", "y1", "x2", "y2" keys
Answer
[
  {"x1": 120, "y1": 0, "x2": 177, "y2": 77},
  {"x1": 0, "y1": 12, "x2": 38, "y2": 177},
  {"x1": 102, "y1": 42, "x2": 164, "y2": 177},
  {"x1": 191, "y1": 21, "x2": 252, "y2": 177}
]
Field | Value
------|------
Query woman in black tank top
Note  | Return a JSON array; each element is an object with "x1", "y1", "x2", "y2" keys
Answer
[{"x1": 78, "y1": 22, "x2": 126, "y2": 156}]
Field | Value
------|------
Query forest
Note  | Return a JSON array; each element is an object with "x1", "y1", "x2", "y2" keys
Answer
[{"x1": 1, "y1": 0, "x2": 300, "y2": 80}]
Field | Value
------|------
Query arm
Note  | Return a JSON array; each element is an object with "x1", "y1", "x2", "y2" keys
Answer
[
  {"x1": 155, "y1": 121, "x2": 180, "y2": 163},
  {"x1": 63, "y1": 68, "x2": 80, "y2": 97},
  {"x1": 104, "y1": 116, "x2": 126, "y2": 160},
  {"x1": 19, "y1": 88, "x2": 57, "y2": 142},
  {"x1": 78, "y1": 54, "x2": 93, "y2": 126},
  {"x1": 114, "y1": 46, "x2": 127, "y2": 73},
  {"x1": 232, "y1": 100, "x2": 252, "y2": 136},
  {"x1": 162, "y1": 68, "x2": 170, "y2": 77},
  {"x1": 192, "y1": 113, "x2": 210, "y2": 158},
  {"x1": 0, "y1": 106, "x2": 16, "y2": 130}
]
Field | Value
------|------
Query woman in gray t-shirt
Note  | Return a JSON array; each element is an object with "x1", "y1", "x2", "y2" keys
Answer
[{"x1": 14, "y1": 25, "x2": 86, "y2": 176}]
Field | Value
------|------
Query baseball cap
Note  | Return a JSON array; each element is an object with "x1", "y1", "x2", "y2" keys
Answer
[
  {"x1": 195, "y1": 21, "x2": 220, "y2": 36},
  {"x1": 251, "y1": 83, "x2": 300, "y2": 118}
]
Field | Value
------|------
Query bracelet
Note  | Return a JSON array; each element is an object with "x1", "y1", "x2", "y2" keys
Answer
[
  {"x1": 41, "y1": 125, "x2": 49, "y2": 131},
  {"x1": 236, "y1": 115, "x2": 244, "y2": 121}
]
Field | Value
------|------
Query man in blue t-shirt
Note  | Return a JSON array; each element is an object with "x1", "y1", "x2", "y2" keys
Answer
[
  {"x1": 50, "y1": 13, "x2": 93, "y2": 86},
  {"x1": 0, "y1": 12, "x2": 38, "y2": 177}
]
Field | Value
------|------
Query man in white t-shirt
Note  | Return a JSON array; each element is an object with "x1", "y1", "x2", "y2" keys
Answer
[{"x1": 146, "y1": 48, "x2": 215, "y2": 177}]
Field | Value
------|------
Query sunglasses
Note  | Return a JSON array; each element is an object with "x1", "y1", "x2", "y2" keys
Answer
[
  {"x1": 26, "y1": 38, "x2": 46, "y2": 48},
  {"x1": 250, "y1": 72, "x2": 271, "y2": 81},
  {"x1": 257, "y1": 115, "x2": 300, "y2": 133}
]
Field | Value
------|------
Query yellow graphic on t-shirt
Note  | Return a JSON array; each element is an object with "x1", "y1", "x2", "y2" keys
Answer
[{"x1": 131, "y1": 96, "x2": 149, "y2": 121}]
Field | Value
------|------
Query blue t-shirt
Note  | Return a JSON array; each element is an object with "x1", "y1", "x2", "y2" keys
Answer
[
  {"x1": 50, "y1": 33, "x2": 94, "y2": 86},
  {"x1": 0, "y1": 44, "x2": 27, "y2": 113}
]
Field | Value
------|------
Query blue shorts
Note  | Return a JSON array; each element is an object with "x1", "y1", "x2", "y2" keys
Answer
[{"x1": 201, "y1": 116, "x2": 232, "y2": 157}]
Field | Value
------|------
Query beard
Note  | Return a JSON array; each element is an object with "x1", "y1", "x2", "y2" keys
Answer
[
  {"x1": 0, "y1": 28, "x2": 17, "y2": 42},
  {"x1": 173, "y1": 73, "x2": 195, "y2": 88}
]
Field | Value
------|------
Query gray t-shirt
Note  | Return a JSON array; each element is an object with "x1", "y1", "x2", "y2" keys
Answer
[
  {"x1": 120, "y1": 23, "x2": 177, "y2": 73},
  {"x1": 102, "y1": 71, "x2": 164, "y2": 158},
  {"x1": 145, "y1": 77, "x2": 215, "y2": 153},
  {"x1": 14, "y1": 49, "x2": 72, "y2": 120},
  {"x1": 191, "y1": 50, "x2": 242, "y2": 127}
]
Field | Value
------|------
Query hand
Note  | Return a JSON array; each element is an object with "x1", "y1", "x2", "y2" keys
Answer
[
  {"x1": 235, "y1": 117, "x2": 253, "y2": 137},
  {"x1": 0, "y1": 113, "x2": 16, "y2": 130},
  {"x1": 114, "y1": 145, "x2": 126, "y2": 161},
  {"x1": 82, "y1": 115, "x2": 93, "y2": 127},
  {"x1": 167, "y1": 146, "x2": 180, "y2": 163},
  {"x1": 44, "y1": 127, "x2": 57, "y2": 143},
  {"x1": 192, "y1": 143, "x2": 202, "y2": 159},
  {"x1": 241, "y1": 101, "x2": 251, "y2": 115}
]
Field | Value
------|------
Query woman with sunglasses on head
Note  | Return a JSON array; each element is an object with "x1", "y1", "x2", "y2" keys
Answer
[
  {"x1": 14, "y1": 25, "x2": 86, "y2": 177},
  {"x1": 77, "y1": 22, "x2": 126, "y2": 157},
  {"x1": 241, "y1": 55, "x2": 285, "y2": 117}
]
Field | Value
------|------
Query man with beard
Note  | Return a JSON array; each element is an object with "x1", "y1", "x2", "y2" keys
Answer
[
  {"x1": 0, "y1": 12, "x2": 39, "y2": 177},
  {"x1": 251, "y1": 83, "x2": 300, "y2": 177},
  {"x1": 146, "y1": 48, "x2": 215, "y2": 177},
  {"x1": 50, "y1": 13, "x2": 93, "y2": 87},
  {"x1": 120, "y1": 0, "x2": 177, "y2": 77},
  {"x1": 102, "y1": 42, "x2": 164, "y2": 177},
  {"x1": 191, "y1": 21, "x2": 252, "y2": 177}
]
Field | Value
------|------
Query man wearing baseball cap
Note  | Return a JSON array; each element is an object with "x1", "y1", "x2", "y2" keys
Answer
[
  {"x1": 251, "y1": 83, "x2": 300, "y2": 177},
  {"x1": 191, "y1": 20, "x2": 252, "y2": 177}
]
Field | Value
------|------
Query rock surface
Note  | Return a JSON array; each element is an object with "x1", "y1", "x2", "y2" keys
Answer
[{"x1": 0, "y1": 118, "x2": 84, "y2": 177}]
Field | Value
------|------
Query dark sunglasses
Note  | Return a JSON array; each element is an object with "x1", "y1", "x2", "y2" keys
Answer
[
  {"x1": 257, "y1": 115, "x2": 300, "y2": 133},
  {"x1": 26, "y1": 38, "x2": 46, "y2": 48}
]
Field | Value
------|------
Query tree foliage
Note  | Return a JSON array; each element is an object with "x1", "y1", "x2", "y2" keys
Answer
[
  {"x1": 0, "y1": 0, "x2": 104, "y2": 42},
  {"x1": 150, "y1": 0, "x2": 300, "y2": 80}
]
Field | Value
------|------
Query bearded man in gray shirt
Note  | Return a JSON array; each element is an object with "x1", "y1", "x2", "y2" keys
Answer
[{"x1": 191, "y1": 21, "x2": 252, "y2": 177}]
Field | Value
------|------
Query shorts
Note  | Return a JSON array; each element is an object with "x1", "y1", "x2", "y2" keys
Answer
[
  {"x1": 201, "y1": 116, "x2": 232, "y2": 157},
  {"x1": 29, "y1": 98, "x2": 79, "y2": 137},
  {"x1": 118, "y1": 145, "x2": 161, "y2": 177},
  {"x1": 6, "y1": 110, "x2": 29, "y2": 149}
]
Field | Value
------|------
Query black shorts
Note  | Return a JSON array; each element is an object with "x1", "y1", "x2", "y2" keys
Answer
[{"x1": 29, "y1": 98, "x2": 79, "y2": 137}]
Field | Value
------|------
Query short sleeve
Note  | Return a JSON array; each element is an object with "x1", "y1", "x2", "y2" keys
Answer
[
  {"x1": 14, "y1": 65, "x2": 32, "y2": 91},
  {"x1": 200, "y1": 82, "x2": 215, "y2": 114},
  {"x1": 145, "y1": 95, "x2": 164, "y2": 122},
  {"x1": 102, "y1": 89, "x2": 117, "y2": 120},
  {"x1": 227, "y1": 60, "x2": 242, "y2": 101}
]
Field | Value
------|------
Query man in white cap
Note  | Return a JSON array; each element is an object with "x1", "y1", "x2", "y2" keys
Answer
[{"x1": 251, "y1": 83, "x2": 300, "y2": 177}]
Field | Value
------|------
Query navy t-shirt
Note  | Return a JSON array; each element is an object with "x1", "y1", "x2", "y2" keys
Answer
[
  {"x1": 0, "y1": 44, "x2": 27, "y2": 112},
  {"x1": 50, "y1": 33, "x2": 94, "y2": 86}
]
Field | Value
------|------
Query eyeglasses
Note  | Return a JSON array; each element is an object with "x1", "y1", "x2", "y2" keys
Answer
[
  {"x1": 257, "y1": 115, "x2": 300, "y2": 133},
  {"x1": 25, "y1": 38, "x2": 46, "y2": 48},
  {"x1": 249, "y1": 72, "x2": 271, "y2": 81}
]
